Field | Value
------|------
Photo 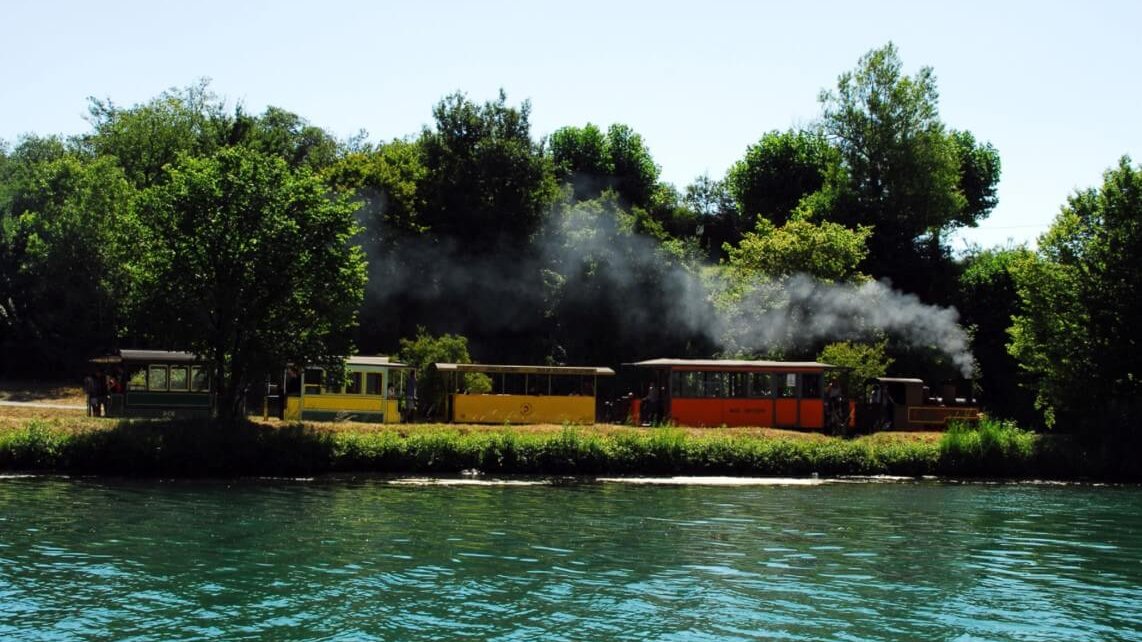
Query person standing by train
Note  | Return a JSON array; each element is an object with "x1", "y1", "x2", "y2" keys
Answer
[
  {"x1": 642, "y1": 383, "x2": 661, "y2": 425},
  {"x1": 83, "y1": 372, "x2": 98, "y2": 417}
]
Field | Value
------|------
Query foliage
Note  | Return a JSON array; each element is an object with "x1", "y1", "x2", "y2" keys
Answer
[
  {"x1": 550, "y1": 122, "x2": 661, "y2": 210},
  {"x1": 817, "y1": 43, "x2": 1000, "y2": 299},
  {"x1": 542, "y1": 195, "x2": 714, "y2": 366},
  {"x1": 938, "y1": 419, "x2": 1035, "y2": 475},
  {"x1": 725, "y1": 129, "x2": 839, "y2": 227},
  {"x1": 724, "y1": 218, "x2": 871, "y2": 283},
  {"x1": 396, "y1": 327, "x2": 490, "y2": 419},
  {"x1": 235, "y1": 105, "x2": 341, "y2": 171},
  {"x1": 0, "y1": 148, "x2": 138, "y2": 374},
  {"x1": 418, "y1": 90, "x2": 557, "y2": 251},
  {"x1": 3, "y1": 416, "x2": 1135, "y2": 479},
  {"x1": 957, "y1": 246, "x2": 1038, "y2": 425},
  {"x1": 129, "y1": 146, "x2": 366, "y2": 422},
  {"x1": 82, "y1": 79, "x2": 233, "y2": 187},
  {"x1": 683, "y1": 174, "x2": 739, "y2": 260},
  {"x1": 817, "y1": 340, "x2": 893, "y2": 397},
  {"x1": 1009, "y1": 157, "x2": 1142, "y2": 435},
  {"x1": 324, "y1": 139, "x2": 427, "y2": 244}
]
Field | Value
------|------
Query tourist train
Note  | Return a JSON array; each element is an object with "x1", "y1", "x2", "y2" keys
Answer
[{"x1": 89, "y1": 349, "x2": 979, "y2": 431}]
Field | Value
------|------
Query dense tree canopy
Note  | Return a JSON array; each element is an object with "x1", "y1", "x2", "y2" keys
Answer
[
  {"x1": 0, "y1": 148, "x2": 136, "y2": 374},
  {"x1": 5, "y1": 49, "x2": 1135, "y2": 439},
  {"x1": 817, "y1": 43, "x2": 1000, "y2": 300},
  {"x1": 418, "y1": 91, "x2": 557, "y2": 252},
  {"x1": 725, "y1": 129, "x2": 838, "y2": 227},
  {"x1": 1009, "y1": 157, "x2": 1142, "y2": 435},
  {"x1": 130, "y1": 146, "x2": 366, "y2": 421},
  {"x1": 956, "y1": 247, "x2": 1038, "y2": 427}
]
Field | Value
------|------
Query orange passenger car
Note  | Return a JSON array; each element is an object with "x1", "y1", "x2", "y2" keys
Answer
[{"x1": 626, "y1": 359, "x2": 840, "y2": 429}]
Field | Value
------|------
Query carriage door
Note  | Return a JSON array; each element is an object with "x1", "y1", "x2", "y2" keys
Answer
[
  {"x1": 798, "y1": 373, "x2": 825, "y2": 429},
  {"x1": 775, "y1": 373, "x2": 799, "y2": 427}
]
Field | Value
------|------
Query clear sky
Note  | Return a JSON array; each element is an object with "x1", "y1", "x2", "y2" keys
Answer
[{"x1": 3, "y1": 0, "x2": 1139, "y2": 250}]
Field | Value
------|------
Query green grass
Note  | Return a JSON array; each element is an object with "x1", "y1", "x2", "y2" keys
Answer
[{"x1": 0, "y1": 416, "x2": 1130, "y2": 479}]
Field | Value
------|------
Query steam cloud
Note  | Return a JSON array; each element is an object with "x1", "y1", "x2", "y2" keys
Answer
[
  {"x1": 355, "y1": 191, "x2": 976, "y2": 377},
  {"x1": 724, "y1": 274, "x2": 976, "y2": 377}
]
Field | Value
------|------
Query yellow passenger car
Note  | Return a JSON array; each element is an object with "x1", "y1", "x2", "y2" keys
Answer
[
  {"x1": 282, "y1": 356, "x2": 412, "y2": 423},
  {"x1": 435, "y1": 363, "x2": 615, "y2": 425}
]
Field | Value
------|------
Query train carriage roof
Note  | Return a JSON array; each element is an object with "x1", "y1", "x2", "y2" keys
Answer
[
  {"x1": 434, "y1": 363, "x2": 615, "y2": 376},
  {"x1": 91, "y1": 349, "x2": 204, "y2": 364},
  {"x1": 626, "y1": 358, "x2": 835, "y2": 370},
  {"x1": 346, "y1": 355, "x2": 411, "y2": 368}
]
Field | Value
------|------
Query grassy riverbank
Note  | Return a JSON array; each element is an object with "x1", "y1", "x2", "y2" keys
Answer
[{"x1": 0, "y1": 411, "x2": 1129, "y2": 480}]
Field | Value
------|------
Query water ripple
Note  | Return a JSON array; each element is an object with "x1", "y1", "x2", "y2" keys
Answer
[{"x1": 0, "y1": 477, "x2": 1140, "y2": 641}]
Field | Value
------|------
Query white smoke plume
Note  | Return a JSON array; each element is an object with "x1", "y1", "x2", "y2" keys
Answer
[
  {"x1": 722, "y1": 274, "x2": 976, "y2": 377},
  {"x1": 353, "y1": 187, "x2": 976, "y2": 376}
]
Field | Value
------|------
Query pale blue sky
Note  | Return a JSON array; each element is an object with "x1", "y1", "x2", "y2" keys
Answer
[{"x1": 3, "y1": 0, "x2": 1139, "y2": 250}]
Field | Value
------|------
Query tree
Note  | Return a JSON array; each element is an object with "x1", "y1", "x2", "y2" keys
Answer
[
  {"x1": 549, "y1": 123, "x2": 662, "y2": 212},
  {"x1": 83, "y1": 80, "x2": 232, "y2": 188},
  {"x1": 542, "y1": 195, "x2": 715, "y2": 366},
  {"x1": 818, "y1": 340, "x2": 893, "y2": 398},
  {"x1": 418, "y1": 91, "x2": 557, "y2": 252},
  {"x1": 323, "y1": 139, "x2": 428, "y2": 351},
  {"x1": 0, "y1": 149, "x2": 137, "y2": 375},
  {"x1": 725, "y1": 129, "x2": 839, "y2": 227},
  {"x1": 1009, "y1": 157, "x2": 1142, "y2": 435},
  {"x1": 549, "y1": 123, "x2": 611, "y2": 202},
  {"x1": 235, "y1": 106, "x2": 341, "y2": 171},
  {"x1": 956, "y1": 246, "x2": 1038, "y2": 426},
  {"x1": 130, "y1": 146, "x2": 366, "y2": 422},
  {"x1": 724, "y1": 218, "x2": 871, "y2": 284},
  {"x1": 818, "y1": 43, "x2": 1000, "y2": 300},
  {"x1": 396, "y1": 327, "x2": 489, "y2": 419},
  {"x1": 683, "y1": 174, "x2": 739, "y2": 258}
]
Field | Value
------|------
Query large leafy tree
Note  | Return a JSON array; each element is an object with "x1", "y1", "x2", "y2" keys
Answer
[
  {"x1": 956, "y1": 246, "x2": 1038, "y2": 426},
  {"x1": 1009, "y1": 157, "x2": 1142, "y2": 435},
  {"x1": 83, "y1": 80, "x2": 232, "y2": 188},
  {"x1": 549, "y1": 122, "x2": 661, "y2": 210},
  {"x1": 0, "y1": 144, "x2": 137, "y2": 375},
  {"x1": 724, "y1": 218, "x2": 871, "y2": 285},
  {"x1": 542, "y1": 195, "x2": 715, "y2": 366},
  {"x1": 323, "y1": 139, "x2": 428, "y2": 351},
  {"x1": 683, "y1": 174, "x2": 739, "y2": 260},
  {"x1": 232, "y1": 105, "x2": 342, "y2": 172},
  {"x1": 418, "y1": 91, "x2": 556, "y2": 252},
  {"x1": 818, "y1": 43, "x2": 1000, "y2": 300},
  {"x1": 725, "y1": 129, "x2": 839, "y2": 227},
  {"x1": 130, "y1": 146, "x2": 366, "y2": 421}
]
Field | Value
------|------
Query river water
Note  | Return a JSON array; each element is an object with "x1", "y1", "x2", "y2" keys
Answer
[{"x1": 0, "y1": 476, "x2": 1139, "y2": 641}]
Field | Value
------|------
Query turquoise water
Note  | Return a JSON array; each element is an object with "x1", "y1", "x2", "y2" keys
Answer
[{"x1": 0, "y1": 476, "x2": 1139, "y2": 641}]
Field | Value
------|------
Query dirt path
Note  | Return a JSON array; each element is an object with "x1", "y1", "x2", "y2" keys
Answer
[{"x1": 0, "y1": 400, "x2": 86, "y2": 410}]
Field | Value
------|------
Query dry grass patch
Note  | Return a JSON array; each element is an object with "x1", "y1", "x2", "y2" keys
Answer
[{"x1": 0, "y1": 380, "x2": 85, "y2": 405}]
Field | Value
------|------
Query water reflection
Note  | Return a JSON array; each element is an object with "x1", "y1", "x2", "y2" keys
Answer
[{"x1": 0, "y1": 477, "x2": 1139, "y2": 641}]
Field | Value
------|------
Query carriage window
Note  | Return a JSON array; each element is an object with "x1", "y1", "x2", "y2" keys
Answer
[
  {"x1": 128, "y1": 368, "x2": 147, "y2": 391},
  {"x1": 304, "y1": 368, "x2": 323, "y2": 395},
  {"x1": 801, "y1": 374, "x2": 822, "y2": 399},
  {"x1": 366, "y1": 373, "x2": 382, "y2": 395},
  {"x1": 190, "y1": 366, "x2": 210, "y2": 392},
  {"x1": 749, "y1": 373, "x2": 772, "y2": 398},
  {"x1": 777, "y1": 373, "x2": 798, "y2": 398},
  {"x1": 148, "y1": 366, "x2": 169, "y2": 391},
  {"x1": 728, "y1": 372, "x2": 749, "y2": 398},
  {"x1": 704, "y1": 371, "x2": 726, "y2": 398},
  {"x1": 671, "y1": 371, "x2": 703, "y2": 398},
  {"x1": 345, "y1": 372, "x2": 362, "y2": 395},
  {"x1": 324, "y1": 371, "x2": 343, "y2": 394},
  {"x1": 169, "y1": 366, "x2": 189, "y2": 391}
]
